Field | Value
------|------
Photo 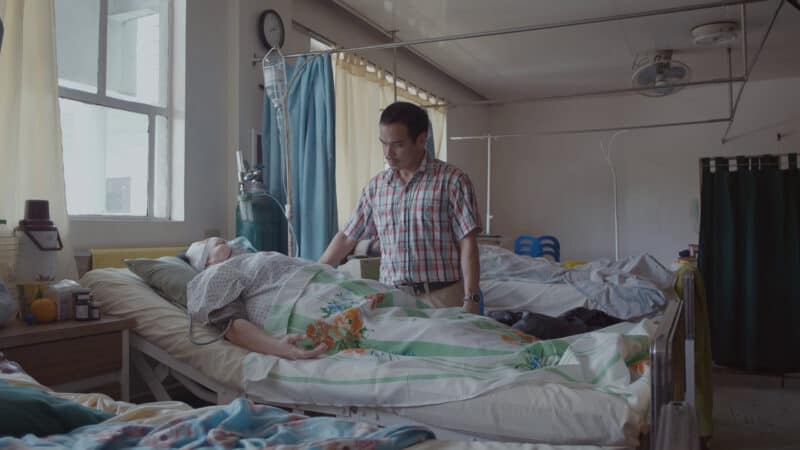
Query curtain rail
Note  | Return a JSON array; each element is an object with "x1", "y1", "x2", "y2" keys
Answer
[{"x1": 701, "y1": 153, "x2": 800, "y2": 170}]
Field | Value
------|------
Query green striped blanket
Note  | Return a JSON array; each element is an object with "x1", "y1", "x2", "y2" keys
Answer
[{"x1": 243, "y1": 263, "x2": 654, "y2": 410}]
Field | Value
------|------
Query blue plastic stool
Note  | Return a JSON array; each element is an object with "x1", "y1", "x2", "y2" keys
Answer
[{"x1": 514, "y1": 235, "x2": 561, "y2": 262}]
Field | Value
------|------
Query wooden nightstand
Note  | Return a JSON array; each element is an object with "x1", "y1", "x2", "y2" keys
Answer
[{"x1": 0, "y1": 316, "x2": 136, "y2": 401}]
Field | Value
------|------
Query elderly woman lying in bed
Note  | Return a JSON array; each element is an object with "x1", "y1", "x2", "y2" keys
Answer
[{"x1": 184, "y1": 238, "x2": 541, "y2": 361}]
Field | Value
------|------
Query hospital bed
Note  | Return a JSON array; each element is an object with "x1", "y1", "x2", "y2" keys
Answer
[
  {"x1": 79, "y1": 249, "x2": 695, "y2": 449},
  {"x1": 3, "y1": 355, "x2": 614, "y2": 450}
]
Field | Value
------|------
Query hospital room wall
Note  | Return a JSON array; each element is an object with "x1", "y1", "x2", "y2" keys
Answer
[
  {"x1": 289, "y1": 0, "x2": 492, "y2": 199},
  {"x1": 225, "y1": 0, "x2": 491, "y2": 236},
  {"x1": 67, "y1": 0, "x2": 486, "y2": 250},
  {"x1": 485, "y1": 76, "x2": 800, "y2": 265}
]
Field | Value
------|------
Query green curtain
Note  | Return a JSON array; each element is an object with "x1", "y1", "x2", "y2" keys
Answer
[{"x1": 699, "y1": 154, "x2": 800, "y2": 373}]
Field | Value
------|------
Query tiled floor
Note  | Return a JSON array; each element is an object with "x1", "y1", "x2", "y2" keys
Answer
[{"x1": 712, "y1": 369, "x2": 800, "y2": 450}]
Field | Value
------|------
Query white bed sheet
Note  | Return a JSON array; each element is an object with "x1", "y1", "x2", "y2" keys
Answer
[
  {"x1": 81, "y1": 268, "x2": 646, "y2": 447},
  {"x1": 479, "y1": 247, "x2": 675, "y2": 320},
  {"x1": 482, "y1": 279, "x2": 589, "y2": 317}
]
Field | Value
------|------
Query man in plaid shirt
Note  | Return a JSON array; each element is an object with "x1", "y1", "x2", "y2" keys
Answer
[{"x1": 320, "y1": 102, "x2": 482, "y2": 314}]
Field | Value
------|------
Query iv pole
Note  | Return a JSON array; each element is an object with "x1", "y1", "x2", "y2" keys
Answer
[
  {"x1": 449, "y1": 134, "x2": 527, "y2": 235},
  {"x1": 261, "y1": 49, "x2": 316, "y2": 257}
]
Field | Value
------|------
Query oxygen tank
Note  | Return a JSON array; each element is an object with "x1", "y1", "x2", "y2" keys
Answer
[{"x1": 235, "y1": 152, "x2": 288, "y2": 253}]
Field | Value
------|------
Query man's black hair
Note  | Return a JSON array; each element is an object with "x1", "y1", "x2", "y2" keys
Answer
[{"x1": 379, "y1": 102, "x2": 429, "y2": 140}]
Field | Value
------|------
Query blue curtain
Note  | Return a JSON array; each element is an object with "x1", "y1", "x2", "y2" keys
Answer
[
  {"x1": 262, "y1": 55, "x2": 337, "y2": 260},
  {"x1": 425, "y1": 119, "x2": 436, "y2": 159}
]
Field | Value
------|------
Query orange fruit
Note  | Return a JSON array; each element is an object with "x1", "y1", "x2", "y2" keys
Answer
[{"x1": 31, "y1": 298, "x2": 57, "y2": 323}]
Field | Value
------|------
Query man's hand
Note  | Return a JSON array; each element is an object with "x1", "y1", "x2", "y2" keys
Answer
[
  {"x1": 277, "y1": 333, "x2": 328, "y2": 360},
  {"x1": 459, "y1": 230, "x2": 481, "y2": 314},
  {"x1": 319, "y1": 232, "x2": 359, "y2": 267}
]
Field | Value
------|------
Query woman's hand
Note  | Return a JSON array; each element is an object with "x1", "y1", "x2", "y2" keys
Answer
[
  {"x1": 225, "y1": 320, "x2": 327, "y2": 359},
  {"x1": 277, "y1": 333, "x2": 328, "y2": 360}
]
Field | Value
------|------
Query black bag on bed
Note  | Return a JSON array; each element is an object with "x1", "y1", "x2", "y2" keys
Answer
[{"x1": 490, "y1": 307, "x2": 625, "y2": 340}]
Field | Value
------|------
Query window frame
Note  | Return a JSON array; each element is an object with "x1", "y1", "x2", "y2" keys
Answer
[{"x1": 58, "y1": 0, "x2": 174, "y2": 220}]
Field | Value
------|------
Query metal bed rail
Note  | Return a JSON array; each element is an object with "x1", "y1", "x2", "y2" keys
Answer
[{"x1": 650, "y1": 270, "x2": 696, "y2": 449}]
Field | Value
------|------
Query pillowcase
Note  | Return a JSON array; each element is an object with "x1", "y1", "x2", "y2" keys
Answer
[
  {"x1": 0, "y1": 380, "x2": 113, "y2": 437},
  {"x1": 124, "y1": 256, "x2": 198, "y2": 308}
]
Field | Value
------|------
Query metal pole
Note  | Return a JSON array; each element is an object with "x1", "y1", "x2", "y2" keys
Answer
[
  {"x1": 538, "y1": 117, "x2": 732, "y2": 136},
  {"x1": 274, "y1": 0, "x2": 767, "y2": 59},
  {"x1": 684, "y1": 272, "x2": 697, "y2": 413},
  {"x1": 450, "y1": 134, "x2": 528, "y2": 140},
  {"x1": 722, "y1": 0, "x2": 785, "y2": 144},
  {"x1": 486, "y1": 135, "x2": 492, "y2": 234},
  {"x1": 728, "y1": 48, "x2": 734, "y2": 117},
  {"x1": 449, "y1": 134, "x2": 528, "y2": 234},
  {"x1": 420, "y1": 77, "x2": 745, "y2": 108},
  {"x1": 391, "y1": 30, "x2": 398, "y2": 102},
  {"x1": 283, "y1": 96, "x2": 295, "y2": 258},
  {"x1": 741, "y1": 3, "x2": 748, "y2": 77}
]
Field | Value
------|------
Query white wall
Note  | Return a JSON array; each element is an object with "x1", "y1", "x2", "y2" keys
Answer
[{"x1": 486, "y1": 76, "x2": 800, "y2": 264}]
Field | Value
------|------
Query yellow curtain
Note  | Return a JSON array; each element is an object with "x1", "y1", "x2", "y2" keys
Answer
[
  {"x1": 333, "y1": 54, "x2": 447, "y2": 228},
  {"x1": 0, "y1": 0, "x2": 78, "y2": 281}
]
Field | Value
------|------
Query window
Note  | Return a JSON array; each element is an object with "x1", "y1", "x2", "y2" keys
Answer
[{"x1": 56, "y1": 0, "x2": 181, "y2": 218}]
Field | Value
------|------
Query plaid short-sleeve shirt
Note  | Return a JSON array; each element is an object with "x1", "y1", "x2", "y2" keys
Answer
[{"x1": 343, "y1": 156, "x2": 481, "y2": 285}]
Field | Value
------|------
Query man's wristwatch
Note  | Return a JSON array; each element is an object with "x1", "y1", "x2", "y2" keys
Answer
[{"x1": 464, "y1": 293, "x2": 481, "y2": 304}]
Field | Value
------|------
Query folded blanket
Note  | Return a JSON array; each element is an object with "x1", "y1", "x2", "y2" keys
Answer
[{"x1": 480, "y1": 246, "x2": 676, "y2": 318}]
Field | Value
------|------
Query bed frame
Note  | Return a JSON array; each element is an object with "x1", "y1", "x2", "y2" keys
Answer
[{"x1": 131, "y1": 272, "x2": 696, "y2": 448}]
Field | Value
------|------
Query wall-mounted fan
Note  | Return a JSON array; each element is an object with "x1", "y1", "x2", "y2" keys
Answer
[{"x1": 632, "y1": 50, "x2": 691, "y2": 97}]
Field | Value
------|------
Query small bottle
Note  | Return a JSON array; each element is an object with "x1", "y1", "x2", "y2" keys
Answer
[
  {"x1": 88, "y1": 298, "x2": 101, "y2": 320},
  {"x1": 74, "y1": 293, "x2": 90, "y2": 321}
]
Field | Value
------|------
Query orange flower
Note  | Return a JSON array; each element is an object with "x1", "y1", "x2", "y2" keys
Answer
[
  {"x1": 323, "y1": 336, "x2": 334, "y2": 349},
  {"x1": 501, "y1": 335, "x2": 516, "y2": 344},
  {"x1": 351, "y1": 316, "x2": 363, "y2": 333},
  {"x1": 306, "y1": 324, "x2": 315, "y2": 337},
  {"x1": 630, "y1": 360, "x2": 649, "y2": 375},
  {"x1": 344, "y1": 308, "x2": 359, "y2": 321}
]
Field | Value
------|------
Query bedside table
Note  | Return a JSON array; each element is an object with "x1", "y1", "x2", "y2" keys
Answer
[{"x1": 0, "y1": 316, "x2": 136, "y2": 401}]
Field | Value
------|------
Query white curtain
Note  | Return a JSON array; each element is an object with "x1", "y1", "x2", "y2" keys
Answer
[
  {"x1": 334, "y1": 54, "x2": 447, "y2": 228},
  {"x1": 0, "y1": 0, "x2": 77, "y2": 280}
]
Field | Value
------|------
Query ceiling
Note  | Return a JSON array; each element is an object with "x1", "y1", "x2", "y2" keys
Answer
[{"x1": 335, "y1": 0, "x2": 800, "y2": 101}]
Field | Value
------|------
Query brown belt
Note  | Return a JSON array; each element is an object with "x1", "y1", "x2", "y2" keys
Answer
[{"x1": 395, "y1": 280, "x2": 458, "y2": 295}]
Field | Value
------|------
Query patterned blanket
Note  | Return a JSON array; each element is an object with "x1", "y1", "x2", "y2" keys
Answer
[
  {"x1": 0, "y1": 398, "x2": 434, "y2": 449},
  {"x1": 242, "y1": 263, "x2": 654, "y2": 411}
]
